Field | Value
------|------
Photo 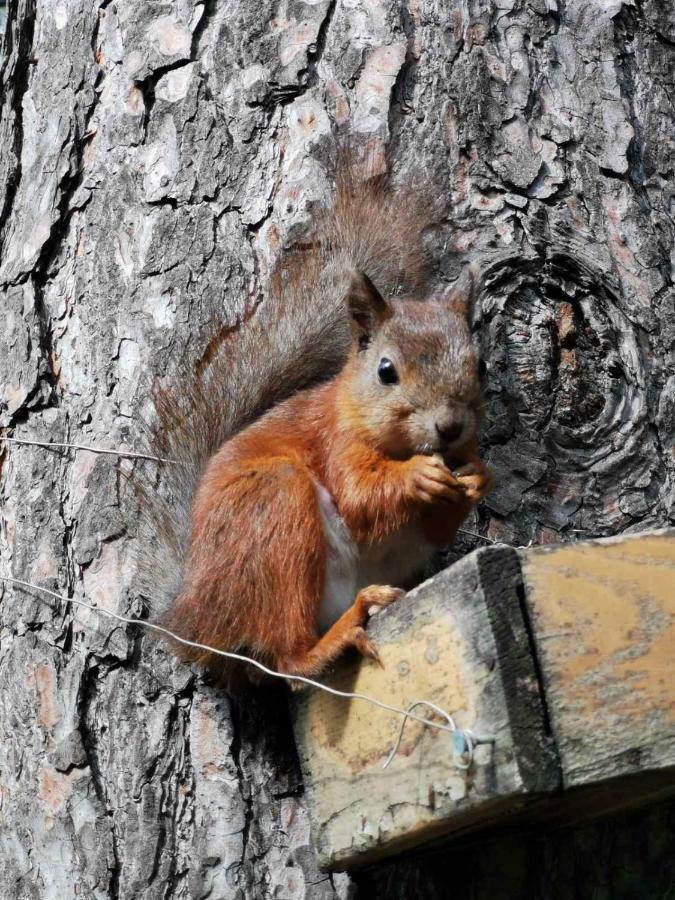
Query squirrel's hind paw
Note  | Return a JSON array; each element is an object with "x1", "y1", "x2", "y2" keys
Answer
[
  {"x1": 350, "y1": 625, "x2": 384, "y2": 667},
  {"x1": 355, "y1": 585, "x2": 404, "y2": 620}
]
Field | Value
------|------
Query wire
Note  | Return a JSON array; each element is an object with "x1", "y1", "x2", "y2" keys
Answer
[
  {"x1": 0, "y1": 576, "x2": 477, "y2": 767},
  {"x1": 0, "y1": 436, "x2": 174, "y2": 464},
  {"x1": 1, "y1": 437, "x2": 497, "y2": 545},
  {"x1": 457, "y1": 528, "x2": 497, "y2": 544},
  {"x1": 383, "y1": 699, "x2": 457, "y2": 769},
  {"x1": 1, "y1": 434, "x2": 490, "y2": 766}
]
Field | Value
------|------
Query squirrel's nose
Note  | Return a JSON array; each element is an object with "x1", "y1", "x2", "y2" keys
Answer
[{"x1": 435, "y1": 417, "x2": 463, "y2": 445}]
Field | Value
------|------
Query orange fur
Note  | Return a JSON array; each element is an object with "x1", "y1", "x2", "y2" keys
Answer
[{"x1": 165, "y1": 353, "x2": 492, "y2": 682}]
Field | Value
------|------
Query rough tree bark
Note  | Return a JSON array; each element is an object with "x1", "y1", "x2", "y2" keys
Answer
[{"x1": 0, "y1": 1, "x2": 672, "y2": 898}]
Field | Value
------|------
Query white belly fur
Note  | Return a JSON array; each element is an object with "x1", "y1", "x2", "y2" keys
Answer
[{"x1": 315, "y1": 482, "x2": 434, "y2": 635}]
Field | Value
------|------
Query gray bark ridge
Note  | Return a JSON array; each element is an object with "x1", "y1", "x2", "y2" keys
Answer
[{"x1": 0, "y1": 0, "x2": 673, "y2": 898}]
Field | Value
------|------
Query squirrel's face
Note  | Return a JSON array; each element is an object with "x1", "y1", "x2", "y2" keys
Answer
[{"x1": 343, "y1": 270, "x2": 482, "y2": 461}]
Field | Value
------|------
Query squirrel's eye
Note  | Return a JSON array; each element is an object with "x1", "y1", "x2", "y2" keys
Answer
[{"x1": 377, "y1": 358, "x2": 399, "y2": 385}]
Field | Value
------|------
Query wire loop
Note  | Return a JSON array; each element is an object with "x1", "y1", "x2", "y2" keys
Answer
[{"x1": 0, "y1": 576, "x2": 486, "y2": 769}]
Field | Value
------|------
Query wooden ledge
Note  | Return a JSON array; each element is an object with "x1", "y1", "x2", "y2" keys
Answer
[{"x1": 290, "y1": 529, "x2": 675, "y2": 871}]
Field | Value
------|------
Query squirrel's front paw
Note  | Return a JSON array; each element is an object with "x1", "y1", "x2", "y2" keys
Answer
[
  {"x1": 407, "y1": 454, "x2": 464, "y2": 504},
  {"x1": 452, "y1": 460, "x2": 494, "y2": 501}
]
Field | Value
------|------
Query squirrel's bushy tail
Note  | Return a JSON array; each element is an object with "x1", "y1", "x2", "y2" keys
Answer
[{"x1": 136, "y1": 168, "x2": 430, "y2": 619}]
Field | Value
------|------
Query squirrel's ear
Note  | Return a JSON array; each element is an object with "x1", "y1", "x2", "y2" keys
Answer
[
  {"x1": 439, "y1": 264, "x2": 479, "y2": 320},
  {"x1": 346, "y1": 270, "x2": 391, "y2": 342}
]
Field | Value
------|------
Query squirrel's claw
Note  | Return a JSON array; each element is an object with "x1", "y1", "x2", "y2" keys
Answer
[
  {"x1": 351, "y1": 626, "x2": 383, "y2": 667},
  {"x1": 349, "y1": 586, "x2": 404, "y2": 667},
  {"x1": 408, "y1": 454, "x2": 466, "y2": 505},
  {"x1": 453, "y1": 460, "x2": 494, "y2": 501}
]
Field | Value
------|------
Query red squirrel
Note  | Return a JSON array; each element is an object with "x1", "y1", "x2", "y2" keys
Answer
[{"x1": 139, "y1": 172, "x2": 492, "y2": 683}]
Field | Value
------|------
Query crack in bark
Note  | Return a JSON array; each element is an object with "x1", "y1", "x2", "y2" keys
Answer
[
  {"x1": 193, "y1": 0, "x2": 220, "y2": 58},
  {"x1": 139, "y1": 0, "x2": 220, "y2": 144},
  {"x1": 4, "y1": 0, "x2": 112, "y2": 423},
  {"x1": 78, "y1": 656, "x2": 122, "y2": 899},
  {"x1": 247, "y1": 0, "x2": 338, "y2": 113},
  {"x1": 612, "y1": 7, "x2": 651, "y2": 201},
  {"x1": 305, "y1": 0, "x2": 337, "y2": 87},
  {"x1": 145, "y1": 679, "x2": 196, "y2": 897},
  {"x1": 0, "y1": 0, "x2": 37, "y2": 265},
  {"x1": 4, "y1": 0, "x2": 108, "y2": 291},
  {"x1": 137, "y1": 59, "x2": 195, "y2": 143},
  {"x1": 388, "y1": 0, "x2": 418, "y2": 146},
  {"x1": 229, "y1": 698, "x2": 254, "y2": 888}
]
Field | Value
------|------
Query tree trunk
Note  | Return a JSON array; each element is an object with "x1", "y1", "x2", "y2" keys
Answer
[{"x1": 0, "y1": 1, "x2": 672, "y2": 898}]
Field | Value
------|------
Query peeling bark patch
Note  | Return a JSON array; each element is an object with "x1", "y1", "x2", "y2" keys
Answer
[
  {"x1": 354, "y1": 43, "x2": 407, "y2": 134},
  {"x1": 32, "y1": 662, "x2": 58, "y2": 732}
]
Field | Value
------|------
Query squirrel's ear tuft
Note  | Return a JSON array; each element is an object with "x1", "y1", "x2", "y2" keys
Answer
[
  {"x1": 346, "y1": 270, "x2": 391, "y2": 343},
  {"x1": 439, "y1": 264, "x2": 479, "y2": 320}
]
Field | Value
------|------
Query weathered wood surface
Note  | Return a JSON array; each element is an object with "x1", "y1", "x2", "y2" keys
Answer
[
  {"x1": 520, "y1": 529, "x2": 675, "y2": 789},
  {"x1": 293, "y1": 531, "x2": 674, "y2": 870},
  {"x1": 292, "y1": 546, "x2": 557, "y2": 870},
  {"x1": 0, "y1": 0, "x2": 673, "y2": 897}
]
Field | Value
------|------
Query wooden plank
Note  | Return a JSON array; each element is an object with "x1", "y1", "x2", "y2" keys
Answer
[
  {"x1": 520, "y1": 529, "x2": 675, "y2": 789},
  {"x1": 290, "y1": 546, "x2": 558, "y2": 870}
]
